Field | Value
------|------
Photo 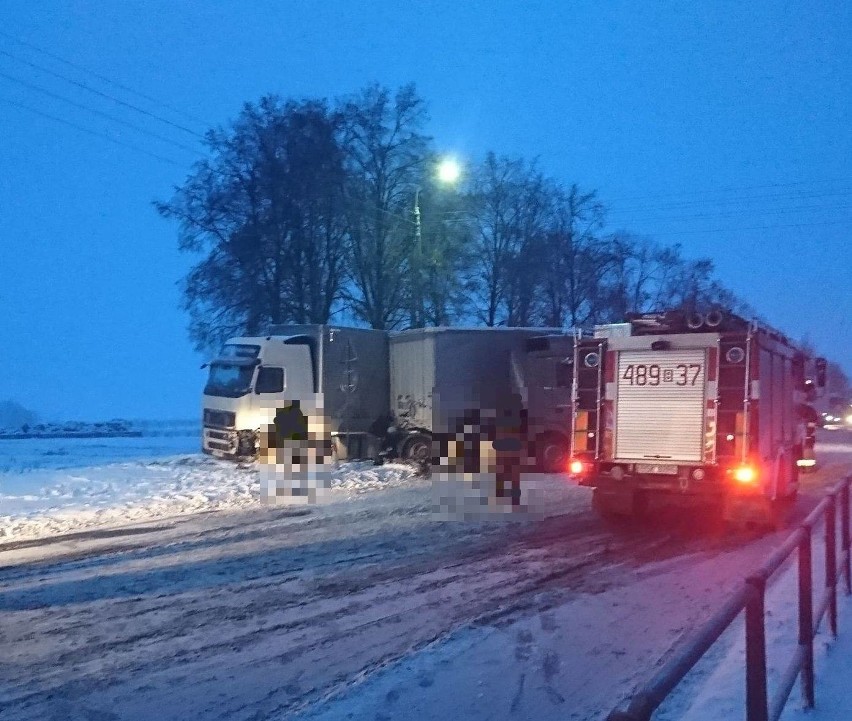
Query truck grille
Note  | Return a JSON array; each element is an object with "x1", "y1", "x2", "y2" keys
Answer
[
  {"x1": 203, "y1": 409, "x2": 236, "y2": 428},
  {"x1": 204, "y1": 427, "x2": 237, "y2": 454}
]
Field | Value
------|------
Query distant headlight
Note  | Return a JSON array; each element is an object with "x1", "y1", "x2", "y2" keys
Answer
[{"x1": 846, "y1": 414, "x2": 852, "y2": 425}]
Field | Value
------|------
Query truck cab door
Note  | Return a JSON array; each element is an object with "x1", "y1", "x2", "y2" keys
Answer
[
  {"x1": 253, "y1": 345, "x2": 314, "y2": 404},
  {"x1": 253, "y1": 345, "x2": 319, "y2": 462}
]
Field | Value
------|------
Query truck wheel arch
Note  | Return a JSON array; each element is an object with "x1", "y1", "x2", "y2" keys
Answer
[{"x1": 400, "y1": 433, "x2": 432, "y2": 463}]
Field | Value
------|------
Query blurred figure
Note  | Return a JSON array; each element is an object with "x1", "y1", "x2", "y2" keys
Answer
[{"x1": 259, "y1": 399, "x2": 334, "y2": 504}]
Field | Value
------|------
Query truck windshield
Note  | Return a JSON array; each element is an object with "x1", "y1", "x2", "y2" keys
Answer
[{"x1": 204, "y1": 363, "x2": 255, "y2": 397}]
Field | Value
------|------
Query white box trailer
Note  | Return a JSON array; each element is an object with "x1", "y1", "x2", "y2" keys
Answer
[{"x1": 388, "y1": 326, "x2": 569, "y2": 467}]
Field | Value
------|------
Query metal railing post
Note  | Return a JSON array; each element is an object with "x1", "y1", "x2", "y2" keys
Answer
[
  {"x1": 798, "y1": 531, "x2": 815, "y2": 707},
  {"x1": 745, "y1": 574, "x2": 769, "y2": 721},
  {"x1": 826, "y1": 496, "x2": 838, "y2": 637},
  {"x1": 842, "y1": 481, "x2": 851, "y2": 596}
]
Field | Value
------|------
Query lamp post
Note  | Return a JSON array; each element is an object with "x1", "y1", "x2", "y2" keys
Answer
[
  {"x1": 414, "y1": 187, "x2": 422, "y2": 256},
  {"x1": 414, "y1": 156, "x2": 460, "y2": 251},
  {"x1": 412, "y1": 157, "x2": 462, "y2": 327}
]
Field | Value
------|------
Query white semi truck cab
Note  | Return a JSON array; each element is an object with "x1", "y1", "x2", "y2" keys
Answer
[
  {"x1": 202, "y1": 336, "x2": 315, "y2": 457},
  {"x1": 202, "y1": 326, "x2": 390, "y2": 459}
]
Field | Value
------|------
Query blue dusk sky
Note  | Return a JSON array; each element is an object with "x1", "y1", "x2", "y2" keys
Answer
[{"x1": 0, "y1": 1, "x2": 849, "y2": 420}]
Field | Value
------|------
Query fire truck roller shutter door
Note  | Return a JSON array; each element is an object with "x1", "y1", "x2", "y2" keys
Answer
[{"x1": 615, "y1": 348, "x2": 707, "y2": 463}]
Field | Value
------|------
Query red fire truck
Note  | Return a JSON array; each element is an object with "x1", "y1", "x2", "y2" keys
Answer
[{"x1": 569, "y1": 310, "x2": 824, "y2": 527}]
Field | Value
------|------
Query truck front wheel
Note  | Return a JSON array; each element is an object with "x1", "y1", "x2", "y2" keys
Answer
[{"x1": 237, "y1": 429, "x2": 258, "y2": 457}]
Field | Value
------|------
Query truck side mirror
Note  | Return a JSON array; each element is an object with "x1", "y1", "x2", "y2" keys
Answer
[{"x1": 815, "y1": 357, "x2": 827, "y2": 388}]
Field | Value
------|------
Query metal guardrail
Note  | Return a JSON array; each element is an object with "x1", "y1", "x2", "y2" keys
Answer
[{"x1": 607, "y1": 475, "x2": 852, "y2": 721}]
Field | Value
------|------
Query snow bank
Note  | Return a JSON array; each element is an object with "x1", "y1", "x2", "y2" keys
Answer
[
  {"x1": 0, "y1": 433, "x2": 417, "y2": 541},
  {"x1": 782, "y1": 592, "x2": 852, "y2": 720},
  {"x1": 649, "y1": 512, "x2": 845, "y2": 721}
]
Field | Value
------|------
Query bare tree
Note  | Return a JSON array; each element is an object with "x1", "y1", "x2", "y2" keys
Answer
[
  {"x1": 468, "y1": 154, "x2": 553, "y2": 326},
  {"x1": 157, "y1": 84, "x2": 762, "y2": 350},
  {"x1": 338, "y1": 84, "x2": 431, "y2": 329},
  {"x1": 541, "y1": 184, "x2": 607, "y2": 327},
  {"x1": 156, "y1": 97, "x2": 347, "y2": 351},
  {"x1": 417, "y1": 181, "x2": 476, "y2": 326},
  {"x1": 596, "y1": 236, "x2": 752, "y2": 322}
]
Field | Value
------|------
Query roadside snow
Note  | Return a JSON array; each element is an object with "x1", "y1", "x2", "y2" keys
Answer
[
  {"x1": 782, "y1": 592, "x2": 852, "y2": 721},
  {"x1": 639, "y1": 506, "x2": 849, "y2": 721},
  {"x1": 0, "y1": 433, "x2": 417, "y2": 541}
]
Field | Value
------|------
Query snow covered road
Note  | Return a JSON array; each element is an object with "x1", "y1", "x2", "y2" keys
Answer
[
  {"x1": 0, "y1": 430, "x2": 850, "y2": 721},
  {"x1": 0, "y1": 480, "x2": 813, "y2": 721}
]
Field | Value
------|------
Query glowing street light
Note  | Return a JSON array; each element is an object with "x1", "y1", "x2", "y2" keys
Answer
[
  {"x1": 412, "y1": 156, "x2": 463, "y2": 327},
  {"x1": 436, "y1": 157, "x2": 461, "y2": 184},
  {"x1": 414, "y1": 156, "x2": 464, "y2": 253}
]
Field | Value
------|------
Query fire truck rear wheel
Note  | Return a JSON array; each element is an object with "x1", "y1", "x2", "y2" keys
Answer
[
  {"x1": 536, "y1": 432, "x2": 570, "y2": 474},
  {"x1": 593, "y1": 489, "x2": 649, "y2": 523},
  {"x1": 769, "y1": 495, "x2": 797, "y2": 531}
]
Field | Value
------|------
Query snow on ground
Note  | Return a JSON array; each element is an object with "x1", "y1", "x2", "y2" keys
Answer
[
  {"x1": 294, "y1": 545, "x2": 770, "y2": 721},
  {"x1": 648, "y1": 507, "x2": 852, "y2": 721},
  {"x1": 614, "y1": 480, "x2": 852, "y2": 721},
  {"x1": 782, "y1": 592, "x2": 852, "y2": 721},
  {"x1": 0, "y1": 430, "x2": 199, "y2": 474},
  {"x1": 0, "y1": 425, "x2": 417, "y2": 541},
  {"x1": 0, "y1": 427, "x2": 849, "y2": 720},
  {"x1": 311, "y1": 500, "x2": 851, "y2": 721}
]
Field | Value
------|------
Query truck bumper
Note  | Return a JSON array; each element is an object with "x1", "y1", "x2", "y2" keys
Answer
[
  {"x1": 202, "y1": 426, "x2": 256, "y2": 458},
  {"x1": 584, "y1": 463, "x2": 789, "y2": 527},
  {"x1": 581, "y1": 464, "x2": 730, "y2": 515}
]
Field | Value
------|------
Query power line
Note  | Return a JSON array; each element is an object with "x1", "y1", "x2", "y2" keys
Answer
[
  {"x1": 609, "y1": 203, "x2": 852, "y2": 225},
  {"x1": 0, "y1": 69, "x2": 203, "y2": 155},
  {"x1": 604, "y1": 177, "x2": 852, "y2": 205},
  {"x1": 0, "y1": 28, "x2": 210, "y2": 127},
  {"x1": 0, "y1": 48, "x2": 205, "y2": 140},
  {"x1": 632, "y1": 219, "x2": 848, "y2": 237},
  {"x1": 607, "y1": 189, "x2": 852, "y2": 215},
  {"x1": 0, "y1": 95, "x2": 188, "y2": 168}
]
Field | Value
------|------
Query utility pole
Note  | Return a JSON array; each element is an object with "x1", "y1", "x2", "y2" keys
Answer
[{"x1": 413, "y1": 187, "x2": 423, "y2": 327}]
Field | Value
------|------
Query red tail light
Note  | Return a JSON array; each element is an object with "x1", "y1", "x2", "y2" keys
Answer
[
  {"x1": 569, "y1": 459, "x2": 585, "y2": 475},
  {"x1": 732, "y1": 465, "x2": 758, "y2": 485}
]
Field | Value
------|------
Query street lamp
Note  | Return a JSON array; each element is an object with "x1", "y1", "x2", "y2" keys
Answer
[
  {"x1": 413, "y1": 157, "x2": 463, "y2": 254},
  {"x1": 412, "y1": 156, "x2": 463, "y2": 327},
  {"x1": 437, "y1": 157, "x2": 461, "y2": 184}
]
